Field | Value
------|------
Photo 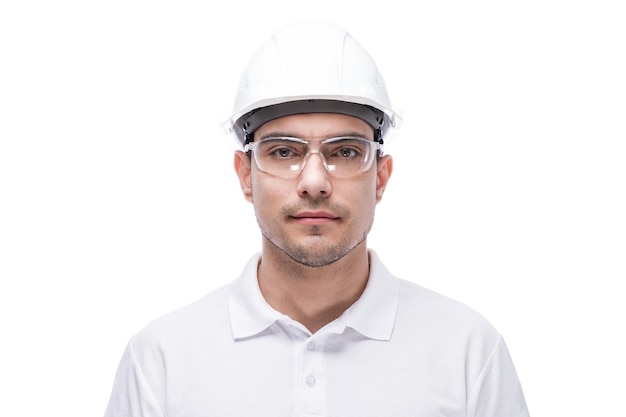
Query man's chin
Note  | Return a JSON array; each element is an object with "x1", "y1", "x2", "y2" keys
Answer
[{"x1": 281, "y1": 241, "x2": 359, "y2": 268}]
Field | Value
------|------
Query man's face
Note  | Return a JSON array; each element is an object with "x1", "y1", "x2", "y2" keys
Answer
[{"x1": 234, "y1": 112, "x2": 393, "y2": 267}]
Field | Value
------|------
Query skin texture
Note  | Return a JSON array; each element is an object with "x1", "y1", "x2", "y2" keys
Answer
[{"x1": 234, "y1": 113, "x2": 393, "y2": 332}]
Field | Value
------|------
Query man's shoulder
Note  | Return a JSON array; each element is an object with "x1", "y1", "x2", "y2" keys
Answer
[
  {"x1": 369, "y1": 250, "x2": 500, "y2": 341},
  {"x1": 397, "y1": 278, "x2": 483, "y2": 312},
  {"x1": 130, "y1": 284, "x2": 232, "y2": 349},
  {"x1": 396, "y1": 278, "x2": 500, "y2": 341}
]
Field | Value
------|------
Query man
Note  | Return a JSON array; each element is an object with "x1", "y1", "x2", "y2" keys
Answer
[{"x1": 104, "y1": 21, "x2": 529, "y2": 416}]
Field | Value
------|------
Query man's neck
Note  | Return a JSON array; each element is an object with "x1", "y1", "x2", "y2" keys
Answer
[{"x1": 257, "y1": 242, "x2": 370, "y2": 334}]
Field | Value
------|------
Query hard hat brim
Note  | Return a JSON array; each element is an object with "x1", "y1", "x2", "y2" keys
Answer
[{"x1": 224, "y1": 96, "x2": 402, "y2": 144}]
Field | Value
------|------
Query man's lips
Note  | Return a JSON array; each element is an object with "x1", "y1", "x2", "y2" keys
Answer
[{"x1": 289, "y1": 211, "x2": 340, "y2": 224}]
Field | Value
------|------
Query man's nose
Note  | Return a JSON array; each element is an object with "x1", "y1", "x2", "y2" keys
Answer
[{"x1": 296, "y1": 151, "x2": 332, "y2": 198}]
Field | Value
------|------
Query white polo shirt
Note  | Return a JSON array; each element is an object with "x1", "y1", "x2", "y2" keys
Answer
[{"x1": 104, "y1": 251, "x2": 529, "y2": 417}]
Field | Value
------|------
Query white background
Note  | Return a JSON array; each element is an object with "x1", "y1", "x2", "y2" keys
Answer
[{"x1": 1, "y1": 0, "x2": 624, "y2": 416}]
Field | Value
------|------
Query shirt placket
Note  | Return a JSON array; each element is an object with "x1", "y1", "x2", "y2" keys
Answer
[{"x1": 297, "y1": 334, "x2": 327, "y2": 416}]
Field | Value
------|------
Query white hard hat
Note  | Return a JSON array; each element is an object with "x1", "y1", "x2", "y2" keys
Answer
[{"x1": 223, "y1": 20, "x2": 402, "y2": 145}]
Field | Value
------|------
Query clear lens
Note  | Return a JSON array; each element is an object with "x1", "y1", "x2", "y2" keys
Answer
[{"x1": 245, "y1": 136, "x2": 380, "y2": 178}]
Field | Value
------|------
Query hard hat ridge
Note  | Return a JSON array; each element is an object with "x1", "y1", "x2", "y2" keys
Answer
[{"x1": 224, "y1": 20, "x2": 402, "y2": 144}]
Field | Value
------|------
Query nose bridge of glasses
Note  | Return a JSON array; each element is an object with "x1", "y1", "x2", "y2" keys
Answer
[{"x1": 301, "y1": 146, "x2": 330, "y2": 173}]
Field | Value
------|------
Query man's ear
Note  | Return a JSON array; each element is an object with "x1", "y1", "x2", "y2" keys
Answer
[
  {"x1": 375, "y1": 154, "x2": 393, "y2": 203},
  {"x1": 234, "y1": 150, "x2": 253, "y2": 203}
]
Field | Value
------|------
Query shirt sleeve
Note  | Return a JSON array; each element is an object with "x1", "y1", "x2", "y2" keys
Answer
[
  {"x1": 104, "y1": 343, "x2": 165, "y2": 417},
  {"x1": 466, "y1": 335, "x2": 530, "y2": 417}
]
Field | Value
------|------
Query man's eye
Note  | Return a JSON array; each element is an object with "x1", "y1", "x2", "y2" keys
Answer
[
  {"x1": 273, "y1": 148, "x2": 293, "y2": 158},
  {"x1": 339, "y1": 148, "x2": 359, "y2": 158},
  {"x1": 328, "y1": 147, "x2": 361, "y2": 159},
  {"x1": 267, "y1": 146, "x2": 301, "y2": 159}
]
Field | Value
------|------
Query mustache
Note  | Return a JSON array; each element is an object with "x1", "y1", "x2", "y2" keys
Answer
[{"x1": 280, "y1": 200, "x2": 350, "y2": 217}]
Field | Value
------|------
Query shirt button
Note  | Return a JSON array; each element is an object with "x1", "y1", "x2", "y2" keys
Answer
[
  {"x1": 306, "y1": 375, "x2": 316, "y2": 387},
  {"x1": 307, "y1": 341, "x2": 316, "y2": 351}
]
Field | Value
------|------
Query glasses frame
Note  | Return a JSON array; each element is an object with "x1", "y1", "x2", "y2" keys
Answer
[{"x1": 244, "y1": 136, "x2": 383, "y2": 178}]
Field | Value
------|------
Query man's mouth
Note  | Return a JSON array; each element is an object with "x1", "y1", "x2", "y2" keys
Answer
[{"x1": 290, "y1": 211, "x2": 339, "y2": 225}]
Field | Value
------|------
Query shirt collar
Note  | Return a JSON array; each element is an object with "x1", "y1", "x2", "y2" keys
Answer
[
  {"x1": 228, "y1": 250, "x2": 399, "y2": 341},
  {"x1": 341, "y1": 250, "x2": 399, "y2": 341},
  {"x1": 228, "y1": 253, "x2": 280, "y2": 339}
]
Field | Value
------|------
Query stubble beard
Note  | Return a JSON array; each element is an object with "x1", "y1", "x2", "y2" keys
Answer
[{"x1": 257, "y1": 202, "x2": 374, "y2": 268}]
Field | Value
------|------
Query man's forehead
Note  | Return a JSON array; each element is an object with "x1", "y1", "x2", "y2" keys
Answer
[{"x1": 254, "y1": 112, "x2": 374, "y2": 141}]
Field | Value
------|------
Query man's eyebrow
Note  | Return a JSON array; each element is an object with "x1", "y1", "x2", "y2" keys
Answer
[
  {"x1": 257, "y1": 131, "x2": 373, "y2": 141},
  {"x1": 257, "y1": 131, "x2": 294, "y2": 141}
]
